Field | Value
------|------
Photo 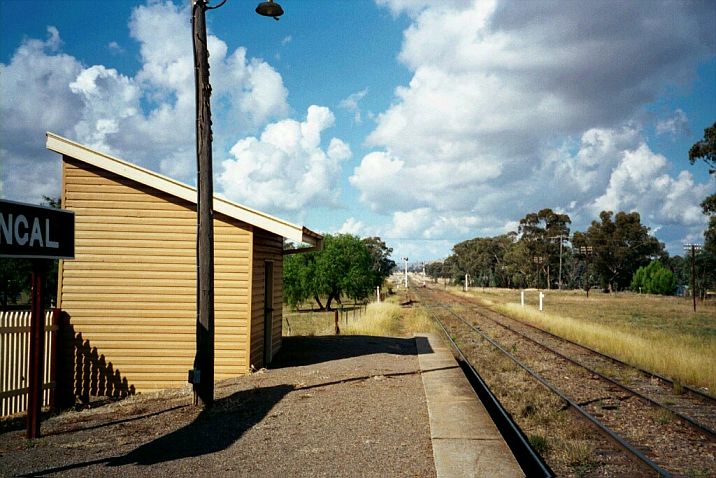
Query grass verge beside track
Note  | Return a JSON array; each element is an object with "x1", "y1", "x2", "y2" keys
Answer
[{"x1": 453, "y1": 286, "x2": 715, "y2": 395}]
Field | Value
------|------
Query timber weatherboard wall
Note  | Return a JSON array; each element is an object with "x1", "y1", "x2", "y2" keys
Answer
[
  {"x1": 60, "y1": 158, "x2": 252, "y2": 392},
  {"x1": 49, "y1": 132, "x2": 321, "y2": 396},
  {"x1": 250, "y1": 228, "x2": 284, "y2": 368}
]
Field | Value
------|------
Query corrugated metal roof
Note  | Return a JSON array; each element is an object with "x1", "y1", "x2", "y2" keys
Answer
[{"x1": 46, "y1": 132, "x2": 322, "y2": 248}]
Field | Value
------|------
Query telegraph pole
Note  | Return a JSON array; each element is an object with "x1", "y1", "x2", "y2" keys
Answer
[
  {"x1": 579, "y1": 246, "x2": 593, "y2": 298},
  {"x1": 683, "y1": 243, "x2": 702, "y2": 312},
  {"x1": 547, "y1": 235, "x2": 566, "y2": 290},
  {"x1": 189, "y1": 0, "x2": 284, "y2": 408},
  {"x1": 191, "y1": 0, "x2": 215, "y2": 408},
  {"x1": 532, "y1": 256, "x2": 543, "y2": 289}
]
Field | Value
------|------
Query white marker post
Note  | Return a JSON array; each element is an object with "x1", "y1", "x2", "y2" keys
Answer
[
  {"x1": 402, "y1": 257, "x2": 409, "y2": 289},
  {"x1": 539, "y1": 292, "x2": 545, "y2": 311},
  {"x1": 376, "y1": 286, "x2": 381, "y2": 303}
]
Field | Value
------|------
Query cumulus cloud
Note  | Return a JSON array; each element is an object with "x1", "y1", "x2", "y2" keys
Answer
[
  {"x1": 338, "y1": 217, "x2": 369, "y2": 235},
  {"x1": 361, "y1": 0, "x2": 715, "y2": 253},
  {"x1": 591, "y1": 144, "x2": 708, "y2": 226},
  {"x1": 1, "y1": 2, "x2": 288, "y2": 203},
  {"x1": 0, "y1": 27, "x2": 84, "y2": 201},
  {"x1": 338, "y1": 88, "x2": 368, "y2": 124},
  {"x1": 655, "y1": 109, "x2": 689, "y2": 137},
  {"x1": 218, "y1": 106, "x2": 351, "y2": 213}
]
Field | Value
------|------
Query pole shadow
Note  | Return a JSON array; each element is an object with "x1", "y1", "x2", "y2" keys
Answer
[{"x1": 24, "y1": 383, "x2": 293, "y2": 476}]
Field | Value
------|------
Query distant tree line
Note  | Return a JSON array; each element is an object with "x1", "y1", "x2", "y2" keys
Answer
[
  {"x1": 426, "y1": 122, "x2": 716, "y2": 296},
  {"x1": 426, "y1": 207, "x2": 713, "y2": 295}
]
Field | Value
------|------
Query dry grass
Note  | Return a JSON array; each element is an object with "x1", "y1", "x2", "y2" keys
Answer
[
  {"x1": 340, "y1": 302, "x2": 404, "y2": 336},
  {"x1": 282, "y1": 295, "x2": 436, "y2": 338},
  {"x1": 457, "y1": 287, "x2": 716, "y2": 394},
  {"x1": 282, "y1": 308, "x2": 337, "y2": 336}
]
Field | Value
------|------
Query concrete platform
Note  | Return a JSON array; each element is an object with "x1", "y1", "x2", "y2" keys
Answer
[{"x1": 416, "y1": 334, "x2": 525, "y2": 478}]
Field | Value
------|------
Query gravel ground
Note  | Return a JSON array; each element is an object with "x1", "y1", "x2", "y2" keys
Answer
[{"x1": 0, "y1": 336, "x2": 436, "y2": 478}]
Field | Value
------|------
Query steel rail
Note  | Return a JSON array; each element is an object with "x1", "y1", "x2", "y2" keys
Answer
[
  {"x1": 427, "y1": 307, "x2": 555, "y2": 478},
  {"x1": 422, "y1": 295, "x2": 672, "y2": 478},
  {"x1": 465, "y1": 300, "x2": 715, "y2": 404},
  {"x1": 463, "y1": 302, "x2": 716, "y2": 438}
]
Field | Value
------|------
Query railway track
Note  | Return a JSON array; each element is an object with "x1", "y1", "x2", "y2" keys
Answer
[{"x1": 415, "y1": 285, "x2": 716, "y2": 477}]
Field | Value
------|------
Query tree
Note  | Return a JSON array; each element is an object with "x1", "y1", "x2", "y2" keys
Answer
[
  {"x1": 667, "y1": 255, "x2": 688, "y2": 287},
  {"x1": 517, "y1": 208, "x2": 571, "y2": 288},
  {"x1": 703, "y1": 194, "x2": 716, "y2": 255},
  {"x1": 283, "y1": 250, "x2": 318, "y2": 309},
  {"x1": 577, "y1": 211, "x2": 665, "y2": 292},
  {"x1": 630, "y1": 261, "x2": 676, "y2": 295},
  {"x1": 700, "y1": 195, "x2": 716, "y2": 292},
  {"x1": 283, "y1": 234, "x2": 377, "y2": 311},
  {"x1": 448, "y1": 234, "x2": 518, "y2": 288},
  {"x1": 689, "y1": 122, "x2": 716, "y2": 174},
  {"x1": 0, "y1": 259, "x2": 31, "y2": 308},
  {"x1": 362, "y1": 236, "x2": 396, "y2": 287},
  {"x1": 424, "y1": 260, "x2": 444, "y2": 282},
  {"x1": 687, "y1": 122, "x2": 716, "y2": 293}
]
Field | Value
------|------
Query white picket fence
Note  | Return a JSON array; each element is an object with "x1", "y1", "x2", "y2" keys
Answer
[{"x1": 0, "y1": 310, "x2": 57, "y2": 417}]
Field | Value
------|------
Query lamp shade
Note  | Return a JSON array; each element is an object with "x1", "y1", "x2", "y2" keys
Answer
[{"x1": 256, "y1": 1, "x2": 284, "y2": 19}]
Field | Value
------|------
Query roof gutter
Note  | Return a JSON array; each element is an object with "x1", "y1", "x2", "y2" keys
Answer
[{"x1": 284, "y1": 228, "x2": 324, "y2": 255}]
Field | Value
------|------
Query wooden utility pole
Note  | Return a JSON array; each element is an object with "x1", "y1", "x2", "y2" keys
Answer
[
  {"x1": 580, "y1": 246, "x2": 593, "y2": 298},
  {"x1": 548, "y1": 235, "x2": 565, "y2": 290},
  {"x1": 187, "y1": 0, "x2": 283, "y2": 406},
  {"x1": 192, "y1": 0, "x2": 215, "y2": 407},
  {"x1": 691, "y1": 246, "x2": 697, "y2": 312},
  {"x1": 684, "y1": 243, "x2": 701, "y2": 312}
]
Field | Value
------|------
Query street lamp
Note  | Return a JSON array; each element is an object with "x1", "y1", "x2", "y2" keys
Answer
[
  {"x1": 190, "y1": 0, "x2": 283, "y2": 408},
  {"x1": 683, "y1": 243, "x2": 702, "y2": 312},
  {"x1": 256, "y1": 0, "x2": 284, "y2": 18}
]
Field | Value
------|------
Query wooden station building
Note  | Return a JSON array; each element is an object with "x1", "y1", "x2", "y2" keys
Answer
[{"x1": 46, "y1": 132, "x2": 322, "y2": 398}]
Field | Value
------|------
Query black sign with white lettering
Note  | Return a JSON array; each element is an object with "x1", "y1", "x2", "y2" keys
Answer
[{"x1": 0, "y1": 199, "x2": 75, "y2": 259}]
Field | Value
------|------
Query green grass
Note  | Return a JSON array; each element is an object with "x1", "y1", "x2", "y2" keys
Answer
[{"x1": 456, "y1": 286, "x2": 716, "y2": 394}]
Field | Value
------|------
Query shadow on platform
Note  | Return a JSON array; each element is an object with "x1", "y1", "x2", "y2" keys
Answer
[{"x1": 270, "y1": 335, "x2": 433, "y2": 369}]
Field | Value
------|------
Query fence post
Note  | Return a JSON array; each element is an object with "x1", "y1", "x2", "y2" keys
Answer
[
  {"x1": 49, "y1": 308, "x2": 60, "y2": 411},
  {"x1": 334, "y1": 309, "x2": 340, "y2": 335}
]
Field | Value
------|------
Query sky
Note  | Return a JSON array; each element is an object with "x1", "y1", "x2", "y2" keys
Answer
[{"x1": 1, "y1": 0, "x2": 715, "y2": 263}]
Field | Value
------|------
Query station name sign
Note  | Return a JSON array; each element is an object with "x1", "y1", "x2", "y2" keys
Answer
[{"x1": 0, "y1": 199, "x2": 75, "y2": 259}]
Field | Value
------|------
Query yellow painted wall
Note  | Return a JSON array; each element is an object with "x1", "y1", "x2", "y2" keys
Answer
[
  {"x1": 60, "y1": 157, "x2": 253, "y2": 393},
  {"x1": 250, "y1": 228, "x2": 283, "y2": 369}
]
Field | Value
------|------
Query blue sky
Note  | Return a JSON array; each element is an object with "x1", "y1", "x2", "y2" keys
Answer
[{"x1": 1, "y1": 0, "x2": 715, "y2": 262}]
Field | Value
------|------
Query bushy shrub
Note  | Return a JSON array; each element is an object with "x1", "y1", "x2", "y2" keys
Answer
[{"x1": 630, "y1": 261, "x2": 676, "y2": 295}]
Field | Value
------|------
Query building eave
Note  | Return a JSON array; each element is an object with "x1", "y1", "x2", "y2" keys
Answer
[{"x1": 47, "y1": 132, "x2": 322, "y2": 248}]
